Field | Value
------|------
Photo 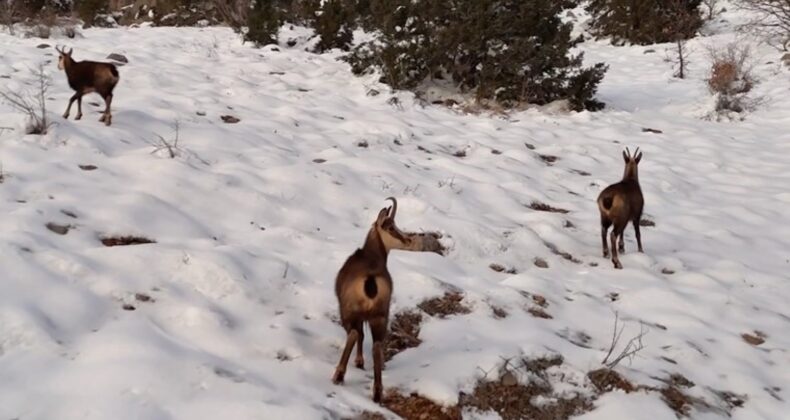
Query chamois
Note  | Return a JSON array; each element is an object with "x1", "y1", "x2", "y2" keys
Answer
[
  {"x1": 597, "y1": 147, "x2": 644, "y2": 269},
  {"x1": 56, "y1": 46, "x2": 119, "y2": 126},
  {"x1": 332, "y1": 197, "x2": 438, "y2": 402}
]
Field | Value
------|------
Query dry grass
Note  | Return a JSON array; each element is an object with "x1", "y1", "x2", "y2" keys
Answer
[
  {"x1": 587, "y1": 368, "x2": 636, "y2": 393},
  {"x1": 417, "y1": 292, "x2": 471, "y2": 318},
  {"x1": 100, "y1": 235, "x2": 156, "y2": 247},
  {"x1": 385, "y1": 310, "x2": 423, "y2": 361},
  {"x1": 382, "y1": 390, "x2": 461, "y2": 420},
  {"x1": 529, "y1": 201, "x2": 570, "y2": 214}
]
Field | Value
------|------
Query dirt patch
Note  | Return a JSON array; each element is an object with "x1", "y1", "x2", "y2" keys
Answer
[
  {"x1": 410, "y1": 231, "x2": 446, "y2": 255},
  {"x1": 588, "y1": 368, "x2": 636, "y2": 393},
  {"x1": 453, "y1": 149, "x2": 467, "y2": 158},
  {"x1": 523, "y1": 354, "x2": 564, "y2": 374},
  {"x1": 639, "y1": 218, "x2": 656, "y2": 227},
  {"x1": 543, "y1": 241, "x2": 581, "y2": 264},
  {"x1": 45, "y1": 222, "x2": 71, "y2": 235},
  {"x1": 528, "y1": 307, "x2": 553, "y2": 319},
  {"x1": 78, "y1": 164, "x2": 97, "y2": 171},
  {"x1": 660, "y1": 385, "x2": 693, "y2": 416},
  {"x1": 60, "y1": 209, "x2": 78, "y2": 218},
  {"x1": 357, "y1": 140, "x2": 369, "y2": 148},
  {"x1": 100, "y1": 235, "x2": 156, "y2": 247},
  {"x1": 221, "y1": 115, "x2": 240, "y2": 123},
  {"x1": 460, "y1": 368, "x2": 593, "y2": 420},
  {"x1": 383, "y1": 390, "x2": 461, "y2": 420},
  {"x1": 642, "y1": 127, "x2": 663, "y2": 134},
  {"x1": 312, "y1": 158, "x2": 327, "y2": 163},
  {"x1": 134, "y1": 293, "x2": 153, "y2": 303},
  {"x1": 529, "y1": 201, "x2": 570, "y2": 214},
  {"x1": 489, "y1": 263, "x2": 517, "y2": 274},
  {"x1": 418, "y1": 292, "x2": 471, "y2": 318},
  {"x1": 742, "y1": 331, "x2": 766, "y2": 346},
  {"x1": 538, "y1": 154, "x2": 558, "y2": 165},
  {"x1": 490, "y1": 304, "x2": 508, "y2": 319},
  {"x1": 386, "y1": 310, "x2": 423, "y2": 361}
]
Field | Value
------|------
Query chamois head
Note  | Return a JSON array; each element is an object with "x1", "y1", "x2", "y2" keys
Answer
[
  {"x1": 55, "y1": 46, "x2": 73, "y2": 70},
  {"x1": 621, "y1": 147, "x2": 642, "y2": 181},
  {"x1": 371, "y1": 197, "x2": 412, "y2": 252}
]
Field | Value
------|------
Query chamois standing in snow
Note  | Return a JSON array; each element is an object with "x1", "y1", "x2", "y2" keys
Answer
[
  {"x1": 332, "y1": 197, "x2": 440, "y2": 402},
  {"x1": 56, "y1": 46, "x2": 119, "y2": 126},
  {"x1": 597, "y1": 147, "x2": 644, "y2": 269}
]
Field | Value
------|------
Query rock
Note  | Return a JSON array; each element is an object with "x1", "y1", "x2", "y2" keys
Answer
[
  {"x1": 781, "y1": 53, "x2": 790, "y2": 68},
  {"x1": 644, "y1": 48, "x2": 656, "y2": 54},
  {"x1": 37, "y1": 43, "x2": 50, "y2": 49},
  {"x1": 221, "y1": 115, "x2": 240, "y2": 124},
  {"x1": 534, "y1": 257, "x2": 549, "y2": 269},
  {"x1": 107, "y1": 53, "x2": 129, "y2": 64},
  {"x1": 45, "y1": 222, "x2": 70, "y2": 235}
]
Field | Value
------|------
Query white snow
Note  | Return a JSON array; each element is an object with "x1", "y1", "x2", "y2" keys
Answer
[{"x1": 1, "y1": 4, "x2": 789, "y2": 419}]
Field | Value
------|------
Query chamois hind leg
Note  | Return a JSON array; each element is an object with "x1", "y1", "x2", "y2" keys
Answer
[
  {"x1": 633, "y1": 218, "x2": 643, "y2": 253},
  {"x1": 63, "y1": 93, "x2": 80, "y2": 119},
  {"x1": 354, "y1": 320, "x2": 365, "y2": 369},
  {"x1": 618, "y1": 231, "x2": 625, "y2": 253},
  {"x1": 332, "y1": 323, "x2": 359, "y2": 385},
  {"x1": 601, "y1": 217, "x2": 612, "y2": 258},
  {"x1": 610, "y1": 222, "x2": 626, "y2": 269},
  {"x1": 369, "y1": 316, "x2": 388, "y2": 403},
  {"x1": 100, "y1": 93, "x2": 113, "y2": 126}
]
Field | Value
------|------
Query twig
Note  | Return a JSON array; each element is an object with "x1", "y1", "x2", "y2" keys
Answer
[{"x1": 602, "y1": 311, "x2": 648, "y2": 368}]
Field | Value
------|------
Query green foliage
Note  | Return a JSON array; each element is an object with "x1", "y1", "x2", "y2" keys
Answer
[
  {"x1": 586, "y1": 0, "x2": 703, "y2": 45},
  {"x1": 346, "y1": 0, "x2": 606, "y2": 111},
  {"x1": 245, "y1": 0, "x2": 280, "y2": 46},
  {"x1": 76, "y1": 0, "x2": 107, "y2": 26},
  {"x1": 313, "y1": 0, "x2": 353, "y2": 52}
]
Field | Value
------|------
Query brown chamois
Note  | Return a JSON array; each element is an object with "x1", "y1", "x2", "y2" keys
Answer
[
  {"x1": 332, "y1": 197, "x2": 438, "y2": 403},
  {"x1": 56, "y1": 46, "x2": 120, "y2": 126},
  {"x1": 597, "y1": 147, "x2": 644, "y2": 269}
]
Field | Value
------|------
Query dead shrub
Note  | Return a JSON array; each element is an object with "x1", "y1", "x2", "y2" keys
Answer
[
  {"x1": 385, "y1": 310, "x2": 423, "y2": 361},
  {"x1": 417, "y1": 292, "x2": 471, "y2": 318},
  {"x1": 0, "y1": 63, "x2": 53, "y2": 134},
  {"x1": 706, "y1": 43, "x2": 755, "y2": 115}
]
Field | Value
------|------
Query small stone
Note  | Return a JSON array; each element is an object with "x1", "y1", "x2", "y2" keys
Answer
[
  {"x1": 37, "y1": 43, "x2": 50, "y2": 49},
  {"x1": 106, "y1": 53, "x2": 129, "y2": 63},
  {"x1": 45, "y1": 222, "x2": 70, "y2": 235},
  {"x1": 221, "y1": 115, "x2": 240, "y2": 124},
  {"x1": 534, "y1": 258, "x2": 549, "y2": 269}
]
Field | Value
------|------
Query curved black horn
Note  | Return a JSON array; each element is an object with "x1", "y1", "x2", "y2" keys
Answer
[{"x1": 385, "y1": 197, "x2": 397, "y2": 219}]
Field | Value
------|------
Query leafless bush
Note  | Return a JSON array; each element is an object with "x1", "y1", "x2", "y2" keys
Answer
[
  {"x1": 1, "y1": 0, "x2": 19, "y2": 35},
  {"x1": 213, "y1": 0, "x2": 248, "y2": 32},
  {"x1": 149, "y1": 121, "x2": 183, "y2": 158},
  {"x1": 0, "y1": 64, "x2": 53, "y2": 135},
  {"x1": 601, "y1": 312, "x2": 647, "y2": 369},
  {"x1": 739, "y1": 0, "x2": 790, "y2": 50},
  {"x1": 706, "y1": 42, "x2": 755, "y2": 114},
  {"x1": 668, "y1": 40, "x2": 693, "y2": 79},
  {"x1": 701, "y1": 0, "x2": 720, "y2": 20}
]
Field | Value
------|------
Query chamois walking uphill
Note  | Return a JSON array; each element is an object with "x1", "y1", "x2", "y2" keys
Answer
[
  {"x1": 597, "y1": 147, "x2": 645, "y2": 269},
  {"x1": 56, "y1": 46, "x2": 120, "y2": 126},
  {"x1": 332, "y1": 197, "x2": 442, "y2": 403}
]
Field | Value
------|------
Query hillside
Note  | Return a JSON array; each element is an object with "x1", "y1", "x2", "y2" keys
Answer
[{"x1": 0, "y1": 5, "x2": 789, "y2": 420}]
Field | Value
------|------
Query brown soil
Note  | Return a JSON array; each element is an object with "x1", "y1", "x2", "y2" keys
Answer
[
  {"x1": 386, "y1": 311, "x2": 423, "y2": 361},
  {"x1": 417, "y1": 292, "x2": 471, "y2": 318},
  {"x1": 742, "y1": 331, "x2": 766, "y2": 346},
  {"x1": 383, "y1": 391, "x2": 461, "y2": 420},
  {"x1": 587, "y1": 368, "x2": 636, "y2": 393},
  {"x1": 529, "y1": 201, "x2": 570, "y2": 214},
  {"x1": 100, "y1": 236, "x2": 156, "y2": 247}
]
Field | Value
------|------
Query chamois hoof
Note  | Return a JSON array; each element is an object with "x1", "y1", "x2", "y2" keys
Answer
[
  {"x1": 332, "y1": 370, "x2": 345, "y2": 385},
  {"x1": 618, "y1": 246, "x2": 625, "y2": 253},
  {"x1": 62, "y1": 113, "x2": 69, "y2": 119},
  {"x1": 612, "y1": 260, "x2": 623, "y2": 269},
  {"x1": 373, "y1": 387, "x2": 383, "y2": 403},
  {"x1": 75, "y1": 114, "x2": 82, "y2": 120},
  {"x1": 603, "y1": 250, "x2": 610, "y2": 258},
  {"x1": 354, "y1": 358, "x2": 364, "y2": 370}
]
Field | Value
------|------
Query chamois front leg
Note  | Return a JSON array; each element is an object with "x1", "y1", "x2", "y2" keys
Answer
[
  {"x1": 75, "y1": 95, "x2": 83, "y2": 120},
  {"x1": 332, "y1": 327, "x2": 359, "y2": 385},
  {"x1": 63, "y1": 93, "x2": 80, "y2": 119}
]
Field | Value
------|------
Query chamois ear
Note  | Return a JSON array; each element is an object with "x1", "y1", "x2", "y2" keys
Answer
[{"x1": 375, "y1": 207, "x2": 390, "y2": 225}]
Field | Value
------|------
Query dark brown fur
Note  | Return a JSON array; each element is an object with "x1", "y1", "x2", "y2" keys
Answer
[
  {"x1": 597, "y1": 148, "x2": 644, "y2": 269},
  {"x1": 332, "y1": 197, "x2": 437, "y2": 403},
  {"x1": 56, "y1": 47, "x2": 119, "y2": 126}
]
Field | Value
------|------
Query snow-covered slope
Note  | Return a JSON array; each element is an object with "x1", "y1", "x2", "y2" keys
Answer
[{"x1": 1, "y1": 7, "x2": 789, "y2": 420}]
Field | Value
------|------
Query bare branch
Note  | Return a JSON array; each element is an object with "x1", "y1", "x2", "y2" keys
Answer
[
  {"x1": 0, "y1": 63, "x2": 52, "y2": 135},
  {"x1": 602, "y1": 312, "x2": 648, "y2": 369}
]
